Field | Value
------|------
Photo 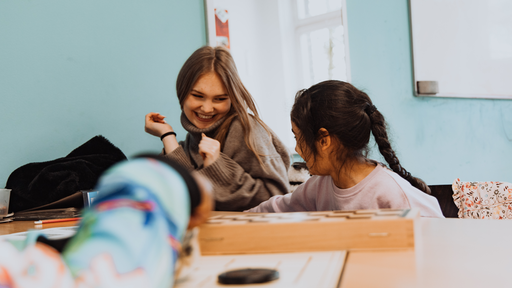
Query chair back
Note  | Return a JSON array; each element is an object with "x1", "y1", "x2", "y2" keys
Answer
[{"x1": 428, "y1": 185, "x2": 458, "y2": 218}]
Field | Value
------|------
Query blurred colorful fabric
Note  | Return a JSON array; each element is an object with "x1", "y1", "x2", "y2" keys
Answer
[{"x1": 0, "y1": 158, "x2": 191, "y2": 288}]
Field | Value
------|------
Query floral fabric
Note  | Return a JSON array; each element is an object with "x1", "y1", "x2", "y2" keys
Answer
[{"x1": 452, "y1": 178, "x2": 512, "y2": 219}]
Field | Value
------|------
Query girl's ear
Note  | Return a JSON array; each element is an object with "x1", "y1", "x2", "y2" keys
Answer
[{"x1": 316, "y1": 128, "x2": 331, "y2": 151}]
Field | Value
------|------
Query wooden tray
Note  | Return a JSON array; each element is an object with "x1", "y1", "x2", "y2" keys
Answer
[{"x1": 198, "y1": 209, "x2": 418, "y2": 255}]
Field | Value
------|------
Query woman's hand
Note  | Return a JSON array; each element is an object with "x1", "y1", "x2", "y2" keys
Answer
[
  {"x1": 145, "y1": 112, "x2": 174, "y2": 137},
  {"x1": 198, "y1": 133, "x2": 221, "y2": 167},
  {"x1": 145, "y1": 112, "x2": 180, "y2": 154}
]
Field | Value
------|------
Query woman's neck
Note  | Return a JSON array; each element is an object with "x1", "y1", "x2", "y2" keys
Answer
[
  {"x1": 180, "y1": 112, "x2": 226, "y2": 137},
  {"x1": 331, "y1": 158, "x2": 376, "y2": 189}
]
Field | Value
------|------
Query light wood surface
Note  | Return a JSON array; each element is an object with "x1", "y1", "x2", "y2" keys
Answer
[
  {"x1": 199, "y1": 210, "x2": 417, "y2": 255},
  {"x1": 175, "y1": 251, "x2": 347, "y2": 288},
  {"x1": 414, "y1": 218, "x2": 512, "y2": 287},
  {"x1": 3, "y1": 214, "x2": 512, "y2": 287},
  {"x1": 0, "y1": 220, "x2": 79, "y2": 236},
  {"x1": 340, "y1": 218, "x2": 512, "y2": 288},
  {"x1": 339, "y1": 249, "x2": 416, "y2": 288}
]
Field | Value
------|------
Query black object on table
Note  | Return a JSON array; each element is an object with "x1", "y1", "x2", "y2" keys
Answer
[{"x1": 218, "y1": 268, "x2": 279, "y2": 285}]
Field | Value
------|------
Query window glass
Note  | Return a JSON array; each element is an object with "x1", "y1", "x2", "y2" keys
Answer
[
  {"x1": 297, "y1": 0, "x2": 342, "y2": 19},
  {"x1": 300, "y1": 25, "x2": 347, "y2": 87}
]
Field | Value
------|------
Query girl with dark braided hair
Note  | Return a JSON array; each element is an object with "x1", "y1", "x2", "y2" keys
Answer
[{"x1": 248, "y1": 80, "x2": 443, "y2": 217}]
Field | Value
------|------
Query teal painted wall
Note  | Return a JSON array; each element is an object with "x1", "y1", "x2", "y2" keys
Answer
[
  {"x1": 2, "y1": 0, "x2": 510, "y2": 188},
  {"x1": 0, "y1": 0, "x2": 207, "y2": 186},
  {"x1": 346, "y1": 0, "x2": 512, "y2": 184}
]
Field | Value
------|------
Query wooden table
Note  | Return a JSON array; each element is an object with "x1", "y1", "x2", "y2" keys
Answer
[
  {"x1": 340, "y1": 218, "x2": 512, "y2": 288},
  {"x1": 2, "y1": 217, "x2": 511, "y2": 288}
]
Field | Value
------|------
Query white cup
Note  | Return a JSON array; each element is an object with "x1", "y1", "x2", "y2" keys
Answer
[{"x1": 0, "y1": 189, "x2": 11, "y2": 218}]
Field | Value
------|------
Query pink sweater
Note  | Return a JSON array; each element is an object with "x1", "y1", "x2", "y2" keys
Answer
[{"x1": 248, "y1": 164, "x2": 444, "y2": 218}]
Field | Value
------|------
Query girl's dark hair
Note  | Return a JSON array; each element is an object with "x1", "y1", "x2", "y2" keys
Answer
[{"x1": 290, "y1": 80, "x2": 430, "y2": 194}]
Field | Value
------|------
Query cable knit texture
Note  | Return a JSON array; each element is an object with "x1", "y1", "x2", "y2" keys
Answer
[{"x1": 164, "y1": 113, "x2": 290, "y2": 211}]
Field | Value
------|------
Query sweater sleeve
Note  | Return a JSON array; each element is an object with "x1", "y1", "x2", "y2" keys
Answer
[
  {"x1": 198, "y1": 119, "x2": 290, "y2": 211},
  {"x1": 246, "y1": 178, "x2": 317, "y2": 212},
  {"x1": 159, "y1": 135, "x2": 196, "y2": 172},
  {"x1": 163, "y1": 146, "x2": 195, "y2": 172}
]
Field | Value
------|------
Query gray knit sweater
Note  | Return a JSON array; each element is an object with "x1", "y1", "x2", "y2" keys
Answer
[{"x1": 164, "y1": 113, "x2": 290, "y2": 211}]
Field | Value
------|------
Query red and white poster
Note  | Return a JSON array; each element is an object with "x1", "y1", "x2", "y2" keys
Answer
[{"x1": 215, "y1": 8, "x2": 230, "y2": 49}]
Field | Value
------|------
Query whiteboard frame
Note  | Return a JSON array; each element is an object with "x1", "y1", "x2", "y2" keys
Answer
[{"x1": 409, "y1": 0, "x2": 512, "y2": 100}]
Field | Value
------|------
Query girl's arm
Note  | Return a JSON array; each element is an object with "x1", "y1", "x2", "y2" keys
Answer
[
  {"x1": 246, "y1": 178, "x2": 318, "y2": 212},
  {"x1": 197, "y1": 119, "x2": 290, "y2": 211},
  {"x1": 145, "y1": 112, "x2": 197, "y2": 171},
  {"x1": 144, "y1": 112, "x2": 180, "y2": 153},
  {"x1": 162, "y1": 146, "x2": 195, "y2": 171},
  {"x1": 163, "y1": 134, "x2": 220, "y2": 173},
  {"x1": 198, "y1": 154, "x2": 288, "y2": 211}
]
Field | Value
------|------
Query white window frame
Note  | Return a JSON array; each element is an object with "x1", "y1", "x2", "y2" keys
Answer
[
  {"x1": 202, "y1": 0, "x2": 352, "y2": 152},
  {"x1": 291, "y1": 0, "x2": 352, "y2": 87},
  {"x1": 204, "y1": 0, "x2": 352, "y2": 85}
]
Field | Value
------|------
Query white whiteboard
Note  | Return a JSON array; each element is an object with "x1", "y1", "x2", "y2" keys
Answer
[{"x1": 410, "y1": 0, "x2": 512, "y2": 99}]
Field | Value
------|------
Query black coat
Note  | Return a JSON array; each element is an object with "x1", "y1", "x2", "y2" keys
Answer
[{"x1": 6, "y1": 135, "x2": 126, "y2": 212}]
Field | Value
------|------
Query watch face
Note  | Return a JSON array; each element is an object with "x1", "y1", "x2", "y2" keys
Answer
[{"x1": 218, "y1": 268, "x2": 279, "y2": 284}]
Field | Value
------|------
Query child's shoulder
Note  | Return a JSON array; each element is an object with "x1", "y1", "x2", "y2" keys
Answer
[
  {"x1": 296, "y1": 175, "x2": 333, "y2": 193},
  {"x1": 375, "y1": 164, "x2": 414, "y2": 192},
  {"x1": 377, "y1": 164, "x2": 437, "y2": 200},
  {"x1": 359, "y1": 164, "x2": 410, "y2": 199},
  {"x1": 378, "y1": 164, "x2": 443, "y2": 217},
  {"x1": 378, "y1": 165, "x2": 413, "y2": 188}
]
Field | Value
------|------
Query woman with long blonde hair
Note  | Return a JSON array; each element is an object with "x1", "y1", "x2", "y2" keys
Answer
[{"x1": 145, "y1": 46, "x2": 290, "y2": 211}]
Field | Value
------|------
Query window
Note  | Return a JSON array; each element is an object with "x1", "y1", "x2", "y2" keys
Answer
[
  {"x1": 204, "y1": 0, "x2": 351, "y2": 150},
  {"x1": 294, "y1": 0, "x2": 350, "y2": 88},
  {"x1": 296, "y1": 0, "x2": 342, "y2": 19}
]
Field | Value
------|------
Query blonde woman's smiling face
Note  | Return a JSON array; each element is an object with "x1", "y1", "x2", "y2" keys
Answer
[{"x1": 183, "y1": 71, "x2": 232, "y2": 129}]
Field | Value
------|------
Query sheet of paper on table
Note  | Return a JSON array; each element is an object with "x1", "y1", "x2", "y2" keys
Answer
[
  {"x1": 174, "y1": 250, "x2": 347, "y2": 288},
  {"x1": 0, "y1": 226, "x2": 78, "y2": 241}
]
